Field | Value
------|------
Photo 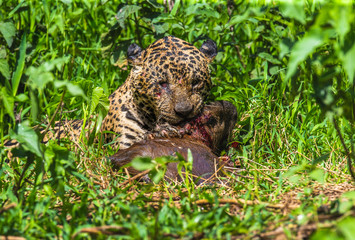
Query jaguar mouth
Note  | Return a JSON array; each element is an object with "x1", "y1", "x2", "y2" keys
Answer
[
  {"x1": 178, "y1": 112, "x2": 213, "y2": 149},
  {"x1": 160, "y1": 112, "x2": 195, "y2": 125}
]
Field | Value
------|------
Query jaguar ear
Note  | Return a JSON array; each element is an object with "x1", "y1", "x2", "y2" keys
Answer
[
  {"x1": 199, "y1": 39, "x2": 217, "y2": 62},
  {"x1": 127, "y1": 43, "x2": 142, "y2": 65}
]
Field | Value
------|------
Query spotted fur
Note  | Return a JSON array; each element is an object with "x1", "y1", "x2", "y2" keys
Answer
[
  {"x1": 5, "y1": 36, "x2": 217, "y2": 151},
  {"x1": 101, "y1": 36, "x2": 217, "y2": 149}
]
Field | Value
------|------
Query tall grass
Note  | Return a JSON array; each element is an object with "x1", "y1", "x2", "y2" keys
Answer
[{"x1": 0, "y1": 0, "x2": 354, "y2": 239}]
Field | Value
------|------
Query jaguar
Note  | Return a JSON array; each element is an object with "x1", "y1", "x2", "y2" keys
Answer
[
  {"x1": 101, "y1": 36, "x2": 217, "y2": 149},
  {"x1": 5, "y1": 36, "x2": 217, "y2": 151},
  {"x1": 110, "y1": 100, "x2": 238, "y2": 183}
]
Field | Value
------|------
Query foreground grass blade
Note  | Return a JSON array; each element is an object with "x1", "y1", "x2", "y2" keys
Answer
[{"x1": 11, "y1": 33, "x2": 26, "y2": 96}]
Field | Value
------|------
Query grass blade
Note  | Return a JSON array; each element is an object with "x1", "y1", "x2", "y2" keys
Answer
[{"x1": 11, "y1": 33, "x2": 26, "y2": 96}]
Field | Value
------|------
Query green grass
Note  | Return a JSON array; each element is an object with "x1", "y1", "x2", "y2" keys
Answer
[{"x1": 1, "y1": 0, "x2": 355, "y2": 239}]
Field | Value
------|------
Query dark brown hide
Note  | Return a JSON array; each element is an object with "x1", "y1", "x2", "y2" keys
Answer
[{"x1": 110, "y1": 100, "x2": 237, "y2": 183}]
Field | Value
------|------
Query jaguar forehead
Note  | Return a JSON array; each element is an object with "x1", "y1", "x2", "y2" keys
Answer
[
  {"x1": 143, "y1": 36, "x2": 207, "y2": 62},
  {"x1": 130, "y1": 36, "x2": 215, "y2": 125}
]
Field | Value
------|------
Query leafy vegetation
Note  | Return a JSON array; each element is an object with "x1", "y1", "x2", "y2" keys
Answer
[{"x1": 1, "y1": 0, "x2": 355, "y2": 239}]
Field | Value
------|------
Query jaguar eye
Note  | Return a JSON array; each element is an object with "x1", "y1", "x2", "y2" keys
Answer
[
  {"x1": 159, "y1": 81, "x2": 169, "y2": 88},
  {"x1": 192, "y1": 79, "x2": 200, "y2": 88}
]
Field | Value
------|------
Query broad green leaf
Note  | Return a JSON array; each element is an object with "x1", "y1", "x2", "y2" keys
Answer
[
  {"x1": 116, "y1": 5, "x2": 142, "y2": 28},
  {"x1": 170, "y1": 0, "x2": 180, "y2": 16},
  {"x1": 185, "y1": 4, "x2": 220, "y2": 19},
  {"x1": 54, "y1": 80, "x2": 86, "y2": 99},
  {"x1": 1, "y1": 87, "x2": 15, "y2": 121},
  {"x1": 279, "y1": 2, "x2": 306, "y2": 24},
  {"x1": 0, "y1": 47, "x2": 6, "y2": 58},
  {"x1": 146, "y1": 0, "x2": 164, "y2": 9},
  {"x1": 86, "y1": 86, "x2": 108, "y2": 133},
  {"x1": 89, "y1": 86, "x2": 104, "y2": 115},
  {"x1": 286, "y1": 29, "x2": 326, "y2": 79},
  {"x1": 279, "y1": 38, "x2": 293, "y2": 59},
  {"x1": 11, "y1": 33, "x2": 26, "y2": 96},
  {"x1": 269, "y1": 66, "x2": 280, "y2": 75},
  {"x1": 339, "y1": 200, "x2": 354, "y2": 214},
  {"x1": 153, "y1": 22, "x2": 170, "y2": 34},
  {"x1": 10, "y1": 121, "x2": 42, "y2": 157},
  {"x1": 151, "y1": 13, "x2": 175, "y2": 24},
  {"x1": 42, "y1": 56, "x2": 70, "y2": 72},
  {"x1": 198, "y1": 8, "x2": 219, "y2": 19},
  {"x1": 154, "y1": 156, "x2": 174, "y2": 165},
  {"x1": 254, "y1": 25, "x2": 265, "y2": 33},
  {"x1": 171, "y1": 23, "x2": 184, "y2": 31},
  {"x1": 337, "y1": 217, "x2": 355, "y2": 240},
  {"x1": 0, "y1": 21, "x2": 16, "y2": 47},
  {"x1": 27, "y1": 69, "x2": 54, "y2": 89},
  {"x1": 26, "y1": 57, "x2": 71, "y2": 90},
  {"x1": 342, "y1": 43, "x2": 355, "y2": 84},
  {"x1": 94, "y1": 113, "x2": 104, "y2": 137},
  {"x1": 49, "y1": 14, "x2": 65, "y2": 35},
  {"x1": 312, "y1": 153, "x2": 330, "y2": 165},
  {"x1": 14, "y1": 93, "x2": 29, "y2": 102},
  {"x1": 309, "y1": 169, "x2": 325, "y2": 183},
  {"x1": 45, "y1": 143, "x2": 75, "y2": 168},
  {"x1": 131, "y1": 157, "x2": 155, "y2": 171},
  {"x1": 149, "y1": 168, "x2": 165, "y2": 184},
  {"x1": 226, "y1": 12, "x2": 250, "y2": 28},
  {"x1": 311, "y1": 229, "x2": 340, "y2": 240},
  {"x1": 342, "y1": 191, "x2": 355, "y2": 200},
  {"x1": 258, "y1": 52, "x2": 281, "y2": 64},
  {"x1": 60, "y1": 0, "x2": 72, "y2": 5},
  {"x1": 331, "y1": 5, "x2": 350, "y2": 44},
  {"x1": 0, "y1": 59, "x2": 10, "y2": 79},
  {"x1": 101, "y1": 23, "x2": 122, "y2": 55}
]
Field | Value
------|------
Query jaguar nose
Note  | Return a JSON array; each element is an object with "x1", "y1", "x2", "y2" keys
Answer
[{"x1": 174, "y1": 102, "x2": 193, "y2": 117}]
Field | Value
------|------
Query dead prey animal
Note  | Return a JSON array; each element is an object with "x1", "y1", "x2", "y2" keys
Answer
[{"x1": 110, "y1": 100, "x2": 238, "y2": 183}]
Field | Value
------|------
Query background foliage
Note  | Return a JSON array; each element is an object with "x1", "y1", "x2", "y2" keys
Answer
[{"x1": 0, "y1": 0, "x2": 355, "y2": 239}]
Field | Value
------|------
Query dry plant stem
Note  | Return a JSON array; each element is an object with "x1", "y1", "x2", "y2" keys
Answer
[
  {"x1": 200, "y1": 158, "x2": 225, "y2": 184},
  {"x1": 247, "y1": 168, "x2": 288, "y2": 171},
  {"x1": 333, "y1": 118, "x2": 355, "y2": 182},
  {"x1": 120, "y1": 169, "x2": 151, "y2": 186},
  {"x1": 73, "y1": 226, "x2": 181, "y2": 239},
  {"x1": 0, "y1": 203, "x2": 17, "y2": 214},
  {"x1": 42, "y1": 89, "x2": 66, "y2": 139},
  {"x1": 71, "y1": 139, "x2": 86, "y2": 155},
  {"x1": 223, "y1": 166, "x2": 245, "y2": 171},
  {"x1": 124, "y1": 168, "x2": 131, "y2": 185},
  {"x1": 194, "y1": 198, "x2": 299, "y2": 211},
  {"x1": 124, "y1": 168, "x2": 130, "y2": 179},
  {"x1": 297, "y1": 150, "x2": 350, "y2": 179},
  {"x1": 232, "y1": 173, "x2": 254, "y2": 180},
  {"x1": 257, "y1": 222, "x2": 332, "y2": 239},
  {"x1": 244, "y1": 159, "x2": 276, "y2": 183},
  {"x1": 0, "y1": 236, "x2": 26, "y2": 240},
  {"x1": 213, "y1": 161, "x2": 248, "y2": 186},
  {"x1": 72, "y1": 226, "x2": 125, "y2": 238},
  {"x1": 62, "y1": 108, "x2": 78, "y2": 113}
]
